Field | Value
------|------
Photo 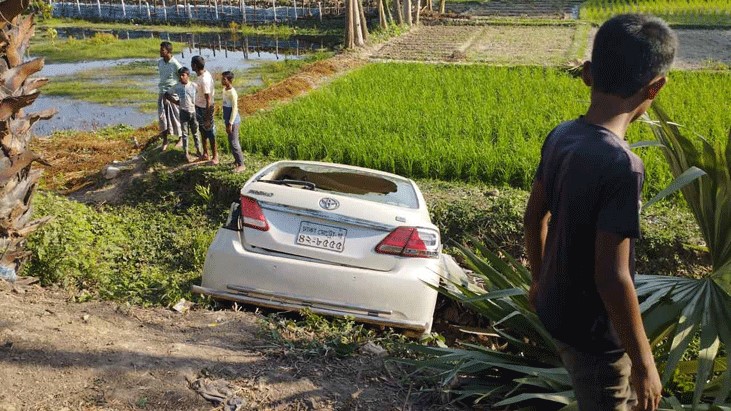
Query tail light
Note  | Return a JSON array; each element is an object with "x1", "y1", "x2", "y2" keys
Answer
[
  {"x1": 240, "y1": 195, "x2": 269, "y2": 231},
  {"x1": 375, "y1": 227, "x2": 439, "y2": 258}
]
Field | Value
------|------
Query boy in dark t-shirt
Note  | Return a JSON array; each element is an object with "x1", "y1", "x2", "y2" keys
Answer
[{"x1": 524, "y1": 14, "x2": 677, "y2": 411}]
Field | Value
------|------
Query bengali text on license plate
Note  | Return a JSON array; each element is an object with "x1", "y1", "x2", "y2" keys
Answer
[{"x1": 296, "y1": 221, "x2": 347, "y2": 252}]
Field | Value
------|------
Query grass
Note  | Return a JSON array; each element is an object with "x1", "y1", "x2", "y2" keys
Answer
[
  {"x1": 236, "y1": 63, "x2": 730, "y2": 196},
  {"x1": 24, "y1": 191, "x2": 217, "y2": 306},
  {"x1": 32, "y1": 32, "x2": 186, "y2": 63},
  {"x1": 580, "y1": 0, "x2": 731, "y2": 27}
]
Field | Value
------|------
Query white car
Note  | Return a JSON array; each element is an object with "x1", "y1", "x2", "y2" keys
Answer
[{"x1": 193, "y1": 160, "x2": 455, "y2": 334}]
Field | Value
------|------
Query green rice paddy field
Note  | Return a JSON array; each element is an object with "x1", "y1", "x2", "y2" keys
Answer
[
  {"x1": 580, "y1": 0, "x2": 731, "y2": 26},
  {"x1": 238, "y1": 63, "x2": 730, "y2": 196}
]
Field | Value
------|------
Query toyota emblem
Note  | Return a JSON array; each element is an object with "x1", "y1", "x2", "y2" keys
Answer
[{"x1": 319, "y1": 197, "x2": 340, "y2": 210}]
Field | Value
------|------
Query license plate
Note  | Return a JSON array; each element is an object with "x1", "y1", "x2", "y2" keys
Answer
[{"x1": 296, "y1": 221, "x2": 347, "y2": 252}]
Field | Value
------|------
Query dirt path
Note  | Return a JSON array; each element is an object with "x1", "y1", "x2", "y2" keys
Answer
[{"x1": 0, "y1": 281, "x2": 439, "y2": 410}]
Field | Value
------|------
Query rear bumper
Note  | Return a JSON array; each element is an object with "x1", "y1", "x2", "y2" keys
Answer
[{"x1": 196, "y1": 228, "x2": 442, "y2": 333}]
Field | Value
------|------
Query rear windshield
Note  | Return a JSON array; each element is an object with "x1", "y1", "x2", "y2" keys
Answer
[{"x1": 257, "y1": 164, "x2": 419, "y2": 209}]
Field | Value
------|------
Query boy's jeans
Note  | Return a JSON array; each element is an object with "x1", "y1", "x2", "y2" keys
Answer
[
  {"x1": 180, "y1": 110, "x2": 201, "y2": 155},
  {"x1": 555, "y1": 340, "x2": 637, "y2": 411},
  {"x1": 227, "y1": 122, "x2": 245, "y2": 166}
]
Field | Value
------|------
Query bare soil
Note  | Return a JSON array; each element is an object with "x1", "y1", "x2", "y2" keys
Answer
[
  {"x1": 374, "y1": 25, "x2": 579, "y2": 64},
  {"x1": 0, "y1": 281, "x2": 445, "y2": 410},
  {"x1": 377, "y1": 24, "x2": 729, "y2": 69},
  {"x1": 584, "y1": 28, "x2": 731, "y2": 69}
]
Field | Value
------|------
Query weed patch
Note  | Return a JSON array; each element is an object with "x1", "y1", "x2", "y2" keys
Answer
[
  {"x1": 258, "y1": 309, "x2": 412, "y2": 358},
  {"x1": 23, "y1": 192, "x2": 216, "y2": 307}
]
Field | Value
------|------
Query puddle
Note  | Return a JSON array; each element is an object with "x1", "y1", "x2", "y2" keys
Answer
[
  {"x1": 40, "y1": 51, "x2": 282, "y2": 77},
  {"x1": 40, "y1": 58, "x2": 149, "y2": 77},
  {"x1": 39, "y1": 29, "x2": 334, "y2": 76},
  {"x1": 31, "y1": 95, "x2": 152, "y2": 136},
  {"x1": 33, "y1": 28, "x2": 334, "y2": 135}
]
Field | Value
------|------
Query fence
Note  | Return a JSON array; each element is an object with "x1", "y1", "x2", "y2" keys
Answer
[{"x1": 51, "y1": 0, "x2": 346, "y2": 24}]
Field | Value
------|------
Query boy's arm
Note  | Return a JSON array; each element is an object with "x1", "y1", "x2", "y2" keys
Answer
[
  {"x1": 594, "y1": 232, "x2": 661, "y2": 411},
  {"x1": 523, "y1": 179, "x2": 549, "y2": 308},
  {"x1": 166, "y1": 87, "x2": 180, "y2": 105}
]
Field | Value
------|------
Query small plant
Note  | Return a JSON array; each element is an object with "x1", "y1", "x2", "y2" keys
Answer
[
  {"x1": 45, "y1": 27, "x2": 58, "y2": 46},
  {"x1": 29, "y1": 0, "x2": 53, "y2": 20},
  {"x1": 258, "y1": 309, "x2": 410, "y2": 358},
  {"x1": 194, "y1": 184, "x2": 213, "y2": 204},
  {"x1": 88, "y1": 32, "x2": 118, "y2": 46}
]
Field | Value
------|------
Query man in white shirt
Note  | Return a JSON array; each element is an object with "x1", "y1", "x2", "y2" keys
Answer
[{"x1": 191, "y1": 55, "x2": 217, "y2": 164}]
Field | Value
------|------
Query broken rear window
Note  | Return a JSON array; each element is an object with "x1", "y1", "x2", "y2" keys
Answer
[{"x1": 257, "y1": 164, "x2": 419, "y2": 209}]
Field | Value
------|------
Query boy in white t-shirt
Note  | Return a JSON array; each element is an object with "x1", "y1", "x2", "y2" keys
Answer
[
  {"x1": 191, "y1": 55, "x2": 217, "y2": 164},
  {"x1": 167, "y1": 67, "x2": 201, "y2": 162}
]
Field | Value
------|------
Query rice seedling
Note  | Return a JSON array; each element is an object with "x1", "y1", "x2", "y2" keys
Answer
[
  {"x1": 239, "y1": 63, "x2": 730, "y2": 196},
  {"x1": 580, "y1": 0, "x2": 731, "y2": 27}
]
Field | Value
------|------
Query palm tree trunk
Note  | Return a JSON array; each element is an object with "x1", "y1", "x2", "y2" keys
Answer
[{"x1": 0, "y1": 0, "x2": 55, "y2": 281}]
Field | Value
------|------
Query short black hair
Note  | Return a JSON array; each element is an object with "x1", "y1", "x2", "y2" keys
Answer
[
  {"x1": 160, "y1": 41, "x2": 173, "y2": 53},
  {"x1": 222, "y1": 71, "x2": 234, "y2": 82},
  {"x1": 191, "y1": 55, "x2": 205, "y2": 70},
  {"x1": 178, "y1": 67, "x2": 190, "y2": 77},
  {"x1": 591, "y1": 14, "x2": 677, "y2": 98}
]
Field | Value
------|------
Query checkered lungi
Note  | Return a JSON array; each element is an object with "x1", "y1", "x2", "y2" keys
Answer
[{"x1": 158, "y1": 92, "x2": 181, "y2": 136}]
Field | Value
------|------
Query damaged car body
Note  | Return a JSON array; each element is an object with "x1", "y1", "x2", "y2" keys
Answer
[{"x1": 192, "y1": 160, "x2": 456, "y2": 333}]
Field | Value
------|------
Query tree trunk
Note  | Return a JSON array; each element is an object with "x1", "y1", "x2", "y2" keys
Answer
[
  {"x1": 377, "y1": 0, "x2": 387, "y2": 30},
  {"x1": 414, "y1": 0, "x2": 420, "y2": 24},
  {"x1": 402, "y1": 0, "x2": 411, "y2": 26},
  {"x1": 384, "y1": 0, "x2": 394, "y2": 25},
  {"x1": 439, "y1": 0, "x2": 444, "y2": 13},
  {"x1": 0, "y1": 0, "x2": 54, "y2": 282},
  {"x1": 344, "y1": 0, "x2": 367, "y2": 48},
  {"x1": 393, "y1": 0, "x2": 402, "y2": 24},
  {"x1": 357, "y1": 0, "x2": 368, "y2": 41}
]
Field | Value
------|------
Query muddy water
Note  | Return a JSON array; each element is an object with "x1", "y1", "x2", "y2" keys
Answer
[
  {"x1": 32, "y1": 95, "x2": 152, "y2": 136},
  {"x1": 35, "y1": 29, "x2": 335, "y2": 136}
]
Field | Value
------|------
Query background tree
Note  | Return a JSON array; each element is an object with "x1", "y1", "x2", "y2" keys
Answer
[
  {"x1": 0, "y1": 0, "x2": 55, "y2": 281},
  {"x1": 377, "y1": 0, "x2": 387, "y2": 30},
  {"x1": 344, "y1": 0, "x2": 368, "y2": 48}
]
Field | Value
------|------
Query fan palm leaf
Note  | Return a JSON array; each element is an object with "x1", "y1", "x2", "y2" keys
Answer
[{"x1": 629, "y1": 103, "x2": 731, "y2": 407}]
